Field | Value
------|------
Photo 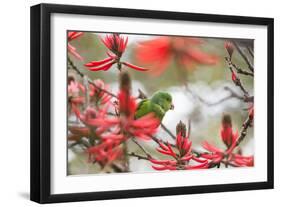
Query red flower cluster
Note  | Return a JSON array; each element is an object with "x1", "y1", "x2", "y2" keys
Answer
[
  {"x1": 68, "y1": 32, "x2": 83, "y2": 60},
  {"x1": 88, "y1": 79, "x2": 112, "y2": 106},
  {"x1": 150, "y1": 132, "x2": 208, "y2": 171},
  {"x1": 87, "y1": 139, "x2": 124, "y2": 166},
  {"x1": 70, "y1": 72, "x2": 159, "y2": 166},
  {"x1": 68, "y1": 79, "x2": 85, "y2": 107},
  {"x1": 201, "y1": 114, "x2": 254, "y2": 167},
  {"x1": 68, "y1": 78, "x2": 112, "y2": 110},
  {"x1": 134, "y1": 37, "x2": 218, "y2": 76},
  {"x1": 201, "y1": 141, "x2": 254, "y2": 167},
  {"x1": 81, "y1": 89, "x2": 159, "y2": 141},
  {"x1": 85, "y1": 34, "x2": 148, "y2": 72},
  {"x1": 70, "y1": 106, "x2": 121, "y2": 166}
]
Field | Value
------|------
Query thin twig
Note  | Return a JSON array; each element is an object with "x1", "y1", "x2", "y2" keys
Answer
[
  {"x1": 236, "y1": 115, "x2": 253, "y2": 147},
  {"x1": 224, "y1": 86, "x2": 253, "y2": 103},
  {"x1": 247, "y1": 46, "x2": 254, "y2": 58},
  {"x1": 187, "y1": 119, "x2": 191, "y2": 138},
  {"x1": 160, "y1": 123, "x2": 176, "y2": 139},
  {"x1": 131, "y1": 138, "x2": 152, "y2": 158},
  {"x1": 226, "y1": 57, "x2": 254, "y2": 77},
  {"x1": 225, "y1": 57, "x2": 250, "y2": 97},
  {"x1": 185, "y1": 85, "x2": 250, "y2": 107},
  {"x1": 127, "y1": 152, "x2": 150, "y2": 161},
  {"x1": 232, "y1": 41, "x2": 254, "y2": 72}
]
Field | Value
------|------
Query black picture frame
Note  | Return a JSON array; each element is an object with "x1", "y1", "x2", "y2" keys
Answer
[{"x1": 30, "y1": 3, "x2": 274, "y2": 204}]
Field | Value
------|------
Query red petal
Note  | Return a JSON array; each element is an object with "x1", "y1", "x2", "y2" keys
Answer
[
  {"x1": 184, "y1": 48, "x2": 218, "y2": 65},
  {"x1": 202, "y1": 141, "x2": 223, "y2": 153},
  {"x1": 232, "y1": 72, "x2": 237, "y2": 82},
  {"x1": 84, "y1": 57, "x2": 113, "y2": 67},
  {"x1": 151, "y1": 165, "x2": 177, "y2": 171},
  {"x1": 192, "y1": 156, "x2": 207, "y2": 163},
  {"x1": 123, "y1": 62, "x2": 149, "y2": 71},
  {"x1": 185, "y1": 161, "x2": 209, "y2": 170},
  {"x1": 87, "y1": 61, "x2": 115, "y2": 71}
]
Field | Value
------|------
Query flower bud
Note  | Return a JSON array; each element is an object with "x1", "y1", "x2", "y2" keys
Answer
[
  {"x1": 249, "y1": 106, "x2": 254, "y2": 121},
  {"x1": 119, "y1": 70, "x2": 131, "y2": 93},
  {"x1": 222, "y1": 113, "x2": 232, "y2": 127},
  {"x1": 176, "y1": 121, "x2": 187, "y2": 137},
  {"x1": 221, "y1": 113, "x2": 234, "y2": 147},
  {"x1": 231, "y1": 71, "x2": 238, "y2": 83},
  {"x1": 224, "y1": 41, "x2": 234, "y2": 59}
]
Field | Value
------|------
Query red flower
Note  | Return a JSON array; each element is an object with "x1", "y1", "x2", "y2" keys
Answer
[
  {"x1": 134, "y1": 37, "x2": 218, "y2": 76},
  {"x1": 68, "y1": 80, "x2": 85, "y2": 109},
  {"x1": 88, "y1": 79, "x2": 112, "y2": 106},
  {"x1": 150, "y1": 133, "x2": 208, "y2": 170},
  {"x1": 104, "y1": 90, "x2": 160, "y2": 140},
  {"x1": 71, "y1": 88, "x2": 159, "y2": 166},
  {"x1": 68, "y1": 32, "x2": 83, "y2": 60},
  {"x1": 72, "y1": 90, "x2": 159, "y2": 141},
  {"x1": 201, "y1": 114, "x2": 254, "y2": 167},
  {"x1": 201, "y1": 136, "x2": 254, "y2": 167},
  {"x1": 68, "y1": 80, "x2": 85, "y2": 97},
  {"x1": 68, "y1": 78, "x2": 112, "y2": 110},
  {"x1": 87, "y1": 139, "x2": 123, "y2": 166},
  {"x1": 101, "y1": 34, "x2": 128, "y2": 56},
  {"x1": 85, "y1": 34, "x2": 148, "y2": 72}
]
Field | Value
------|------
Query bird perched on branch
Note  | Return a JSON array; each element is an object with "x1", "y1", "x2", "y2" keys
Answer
[{"x1": 135, "y1": 91, "x2": 174, "y2": 122}]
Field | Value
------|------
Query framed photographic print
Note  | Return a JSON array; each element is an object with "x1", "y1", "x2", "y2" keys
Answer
[{"x1": 30, "y1": 3, "x2": 274, "y2": 203}]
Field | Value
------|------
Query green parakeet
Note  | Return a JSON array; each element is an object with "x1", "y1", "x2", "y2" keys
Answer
[{"x1": 135, "y1": 91, "x2": 174, "y2": 121}]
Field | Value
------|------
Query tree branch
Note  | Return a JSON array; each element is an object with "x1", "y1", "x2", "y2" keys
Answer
[
  {"x1": 236, "y1": 115, "x2": 253, "y2": 147},
  {"x1": 127, "y1": 152, "x2": 150, "y2": 161},
  {"x1": 131, "y1": 138, "x2": 152, "y2": 158},
  {"x1": 226, "y1": 57, "x2": 254, "y2": 77},
  {"x1": 232, "y1": 41, "x2": 254, "y2": 72},
  {"x1": 246, "y1": 46, "x2": 254, "y2": 58},
  {"x1": 225, "y1": 57, "x2": 250, "y2": 97},
  {"x1": 68, "y1": 56, "x2": 117, "y2": 98}
]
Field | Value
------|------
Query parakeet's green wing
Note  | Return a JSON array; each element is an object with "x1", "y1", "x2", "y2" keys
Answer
[
  {"x1": 151, "y1": 103, "x2": 166, "y2": 120},
  {"x1": 135, "y1": 99, "x2": 166, "y2": 121},
  {"x1": 135, "y1": 99, "x2": 151, "y2": 119}
]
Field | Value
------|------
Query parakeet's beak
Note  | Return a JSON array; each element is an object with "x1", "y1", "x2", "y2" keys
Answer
[{"x1": 170, "y1": 103, "x2": 174, "y2": 110}]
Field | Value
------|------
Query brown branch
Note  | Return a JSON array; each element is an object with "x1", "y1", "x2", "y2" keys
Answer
[
  {"x1": 236, "y1": 115, "x2": 253, "y2": 147},
  {"x1": 127, "y1": 152, "x2": 150, "y2": 161},
  {"x1": 232, "y1": 41, "x2": 254, "y2": 72},
  {"x1": 185, "y1": 84, "x2": 251, "y2": 107},
  {"x1": 187, "y1": 119, "x2": 191, "y2": 138},
  {"x1": 131, "y1": 138, "x2": 152, "y2": 158},
  {"x1": 67, "y1": 56, "x2": 117, "y2": 98},
  {"x1": 226, "y1": 57, "x2": 254, "y2": 77},
  {"x1": 247, "y1": 46, "x2": 254, "y2": 58},
  {"x1": 160, "y1": 123, "x2": 176, "y2": 139},
  {"x1": 225, "y1": 57, "x2": 250, "y2": 97}
]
